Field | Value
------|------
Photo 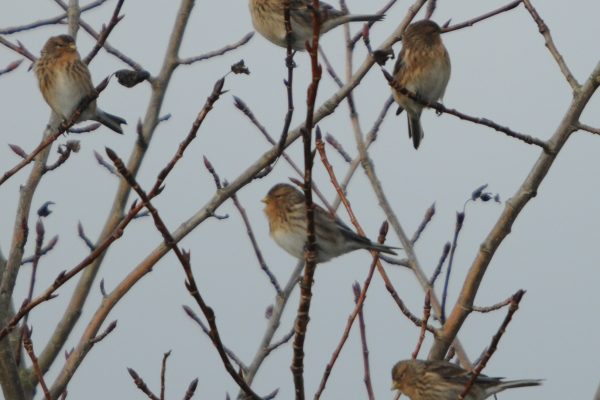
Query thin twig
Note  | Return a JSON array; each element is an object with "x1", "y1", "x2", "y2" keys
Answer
[
  {"x1": 82, "y1": 0, "x2": 125, "y2": 64},
  {"x1": 382, "y1": 70, "x2": 550, "y2": 151},
  {"x1": 183, "y1": 306, "x2": 248, "y2": 373},
  {"x1": 458, "y1": 290, "x2": 526, "y2": 399},
  {"x1": 443, "y1": 0, "x2": 523, "y2": 33},
  {"x1": 411, "y1": 291, "x2": 431, "y2": 360},
  {"x1": 161, "y1": 351, "x2": 171, "y2": 400},
  {"x1": 106, "y1": 149, "x2": 263, "y2": 399},
  {"x1": 23, "y1": 328, "x2": 52, "y2": 400},
  {"x1": 0, "y1": 0, "x2": 108, "y2": 35},
  {"x1": 178, "y1": 33, "x2": 254, "y2": 65},
  {"x1": 471, "y1": 297, "x2": 512, "y2": 313},
  {"x1": 0, "y1": 78, "x2": 110, "y2": 187},
  {"x1": 411, "y1": 203, "x2": 435, "y2": 245},
  {"x1": 441, "y1": 212, "x2": 464, "y2": 323},
  {"x1": 0, "y1": 77, "x2": 226, "y2": 342},
  {"x1": 522, "y1": 0, "x2": 580, "y2": 91},
  {"x1": 291, "y1": 2, "x2": 322, "y2": 398},
  {"x1": 577, "y1": 122, "x2": 600, "y2": 136},
  {"x1": 353, "y1": 283, "x2": 375, "y2": 400},
  {"x1": 314, "y1": 223, "x2": 387, "y2": 400},
  {"x1": 231, "y1": 193, "x2": 282, "y2": 294},
  {"x1": 128, "y1": 368, "x2": 160, "y2": 400}
]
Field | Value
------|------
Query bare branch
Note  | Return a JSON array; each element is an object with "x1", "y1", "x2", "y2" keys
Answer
[
  {"x1": 459, "y1": 290, "x2": 526, "y2": 399},
  {"x1": 443, "y1": 0, "x2": 523, "y2": 33},
  {"x1": 230, "y1": 193, "x2": 282, "y2": 294},
  {"x1": 522, "y1": 0, "x2": 580, "y2": 91},
  {"x1": 429, "y1": 59, "x2": 600, "y2": 361},
  {"x1": 178, "y1": 32, "x2": 254, "y2": 65}
]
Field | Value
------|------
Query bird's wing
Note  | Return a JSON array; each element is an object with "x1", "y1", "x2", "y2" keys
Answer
[
  {"x1": 290, "y1": 0, "x2": 345, "y2": 18},
  {"x1": 393, "y1": 45, "x2": 406, "y2": 75},
  {"x1": 425, "y1": 361, "x2": 502, "y2": 386}
]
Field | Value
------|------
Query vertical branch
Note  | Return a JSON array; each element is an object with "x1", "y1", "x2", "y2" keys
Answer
[
  {"x1": 352, "y1": 283, "x2": 375, "y2": 400},
  {"x1": 411, "y1": 291, "x2": 431, "y2": 360},
  {"x1": 291, "y1": 1, "x2": 322, "y2": 398},
  {"x1": 277, "y1": 0, "x2": 295, "y2": 153},
  {"x1": 67, "y1": 0, "x2": 80, "y2": 38}
]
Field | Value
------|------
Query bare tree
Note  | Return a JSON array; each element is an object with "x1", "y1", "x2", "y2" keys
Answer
[{"x1": 1, "y1": 0, "x2": 598, "y2": 399}]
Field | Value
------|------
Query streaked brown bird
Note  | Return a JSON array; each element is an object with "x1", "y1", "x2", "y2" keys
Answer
[
  {"x1": 262, "y1": 183, "x2": 398, "y2": 263},
  {"x1": 392, "y1": 20, "x2": 451, "y2": 149},
  {"x1": 249, "y1": 0, "x2": 384, "y2": 50},
  {"x1": 391, "y1": 359, "x2": 542, "y2": 400},
  {"x1": 34, "y1": 35, "x2": 126, "y2": 134}
]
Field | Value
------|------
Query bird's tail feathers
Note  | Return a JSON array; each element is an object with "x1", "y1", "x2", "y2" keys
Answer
[
  {"x1": 344, "y1": 14, "x2": 385, "y2": 24},
  {"x1": 367, "y1": 242, "x2": 399, "y2": 256},
  {"x1": 488, "y1": 379, "x2": 543, "y2": 396},
  {"x1": 407, "y1": 113, "x2": 424, "y2": 149},
  {"x1": 95, "y1": 109, "x2": 127, "y2": 134},
  {"x1": 325, "y1": 14, "x2": 384, "y2": 32}
]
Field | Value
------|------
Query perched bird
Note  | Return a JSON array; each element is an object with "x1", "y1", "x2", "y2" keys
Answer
[
  {"x1": 249, "y1": 0, "x2": 384, "y2": 50},
  {"x1": 391, "y1": 359, "x2": 542, "y2": 400},
  {"x1": 262, "y1": 183, "x2": 398, "y2": 263},
  {"x1": 34, "y1": 35, "x2": 126, "y2": 134},
  {"x1": 392, "y1": 20, "x2": 450, "y2": 149}
]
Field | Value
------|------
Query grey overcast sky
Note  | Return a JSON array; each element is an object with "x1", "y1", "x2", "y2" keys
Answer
[{"x1": 1, "y1": 1, "x2": 599, "y2": 399}]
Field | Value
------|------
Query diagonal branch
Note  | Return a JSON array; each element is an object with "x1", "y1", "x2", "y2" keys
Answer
[
  {"x1": 428, "y1": 59, "x2": 600, "y2": 361},
  {"x1": 522, "y1": 0, "x2": 580, "y2": 91}
]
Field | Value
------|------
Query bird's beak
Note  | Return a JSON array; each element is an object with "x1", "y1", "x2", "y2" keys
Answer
[
  {"x1": 391, "y1": 382, "x2": 399, "y2": 391},
  {"x1": 69, "y1": 43, "x2": 76, "y2": 50},
  {"x1": 261, "y1": 197, "x2": 268, "y2": 203}
]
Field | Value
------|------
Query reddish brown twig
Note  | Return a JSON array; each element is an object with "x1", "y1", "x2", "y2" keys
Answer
[
  {"x1": 0, "y1": 78, "x2": 109, "y2": 187},
  {"x1": 291, "y1": 2, "x2": 323, "y2": 398},
  {"x1": 458, "y1": 290, "x2": 526, "y2": 399},
  {"x1": 353, "y1": 282, "x2": 375, "y2": 400},
  {"x1": 0, "y1": 77, "x2": 226, "y2": 341},
  {"x1": 349, "y1": 0, "x2": 398, "y2": 47},
  {"x1": 52, "y1": 0, "x2": 145, "y2": 72},
  {"x1": 0, "y1": 59, "x2": 23, "y2": 76},
  {"x1": 106, "y1": 149, "x2": 262, "y2": 399},
  {"x1": 23, "y1": 327, "x2": 52, "y2": 400},
  {"x1": 315, "y1": 223, "x2": 387, "y2": 400},
  {"x1": 83, "y1": 0, "x2": 125, "y2": 64},
  {"x1": 0, "y1": 36, "x2": 37, "y2": 61},
  {"x1": 412, "y1": 291, "x2": 432, "y2": 359}
]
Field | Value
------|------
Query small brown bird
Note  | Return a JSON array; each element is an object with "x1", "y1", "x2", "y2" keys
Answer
[
  {"x1": 391, "y1": 359, "x2": 542, "y2": 400},
  {"x1": 34, "y1": 35, "x2": 126, "y2": 134},
  {"x1": 262, "y1": 183, "x2": 398, "y2": 263},
  {"x1": 392, "y1": 20, "x2": 451, "y2": 149},
  {"x1": 249, "y1": 0, "x2": 384, "y2": 50}
]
